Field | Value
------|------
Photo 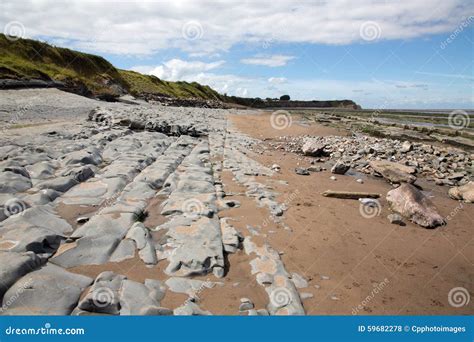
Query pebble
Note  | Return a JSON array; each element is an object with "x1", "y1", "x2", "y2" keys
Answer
[
  {"x1": 76, "y1": 216, "x2": 89, "y2": 224},
  {"x1": 239, "y1": 300, "x2": 254, "y2": 311},
  {"x1": 295, "y1": 167, "x2": 310, "y2": 175},
  {"x1": 330, "y1": 176, "x2": 337, "y2": 181}
]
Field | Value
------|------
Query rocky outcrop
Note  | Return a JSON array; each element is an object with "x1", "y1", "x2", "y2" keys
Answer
[{"x1": 386, "y1": 184, "x2": 445, "y2": 228}]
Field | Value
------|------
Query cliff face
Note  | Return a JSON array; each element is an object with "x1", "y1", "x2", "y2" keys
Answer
[{"x1": 0, "y1": 34, "x2": 223, "y2": 101}]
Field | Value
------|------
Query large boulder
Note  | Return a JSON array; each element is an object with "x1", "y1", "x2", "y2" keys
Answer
[
  {"x1": 301, "y1": 139, "x2": 327, "y2": 157},
  {"x1": 1, "y1": 263, "x2": 92, "y2": 315},
  {"x1": 448, "y1": 182, "x2": 474, "y2": 203},
  {"x1": 370, "y1": 160, "x2": 416, "y2": 184},
  {"x1": 386, "y1": 184, "x2": 445, "y2": 228}
]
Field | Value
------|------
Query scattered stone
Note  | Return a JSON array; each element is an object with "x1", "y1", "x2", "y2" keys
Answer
[
  {"x1": 308, "y1": 166, "x2": 322, "y2": 172},
  {"x1": 401, "y1": 141, "x2": 413, "y2": 153},
  {"x1": 291, "y1": 273, "x2": 309, "y2": 289},
  {"x1": 330, "y1": 176, "x2": 337, "y2": 181},
  {"x1": 239, "y1": 298, "x2": 254, "y2": 311},
  {"x1": 271, "y1": 164, "x2": 281, "y2": 172},
  {"x1": 295, "y1": 167, "x2": 310, "y2": 175},
  {"x1": 448, "y1": 181, "x2": 474, "y2": 203},
  {"x1": 387, "y1": 213, "x2": 405, "y2": 226},
  {"x1": 300, "y1": 292, "x2": 314, "y2": 300},
  {"x1": 76, "y1": 216, "x2": 89, "y2": 224},
  {"x1": 356, "y1": 178, "x2": 364, "y2": 184},
  {"x1": 301, "y1": 139, "x2": 327, "y2": 157},
  {"x1": 331, "y1": 160, "x2": 350, "y2": 175},
  {"x1": 370, "y1": 160, "x2": 417, "y2": 184}
]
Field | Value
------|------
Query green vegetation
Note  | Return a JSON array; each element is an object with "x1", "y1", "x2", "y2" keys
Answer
[
  {"x1": 0, "y1": 33, "x2": 222, "y2": 100},
  {"x1": 119, "y1": 69, "x2": 222, "y2": 100}
]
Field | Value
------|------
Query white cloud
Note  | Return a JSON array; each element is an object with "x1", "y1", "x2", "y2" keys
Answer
[
  {"x1": 0, "y1": 0, "x2": 469, "y2": 55},
  {"x1": 133, "y1": 59, "x2": 225, "y2": 81},
  {"x1": 241, "y1": 55, "x2": 294, "y2": 67},
  {"x1": 268, "y1": 77, "x2": 288, "y2": 84}
]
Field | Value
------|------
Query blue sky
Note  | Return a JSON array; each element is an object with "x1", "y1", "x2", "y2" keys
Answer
[{"x1": 1, "y1": 0, "x2": 473, "y2": 109}]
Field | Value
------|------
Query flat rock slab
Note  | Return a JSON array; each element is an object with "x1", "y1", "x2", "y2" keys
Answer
[
  {"x1": 370, "y1": 160, "x2": 417, "y2": 184},
  {"x1": 74, "y1": 271, "x2": 170, "y2": 316},
  {"x1": 0, "y1": 251, "x2": 42, "y2": 301},
  {"x1": 1, "y1": 263, "x2": 92, "y2": 315}
]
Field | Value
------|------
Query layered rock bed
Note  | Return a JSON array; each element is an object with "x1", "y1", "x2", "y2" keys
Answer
[{"x1": 0, "y1": 104, "x2": 307, "y2": 316}]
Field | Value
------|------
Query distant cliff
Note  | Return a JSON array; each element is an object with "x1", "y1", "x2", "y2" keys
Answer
[{"x1": 223, "y1": 96, "x2": 361, "y2": 109}]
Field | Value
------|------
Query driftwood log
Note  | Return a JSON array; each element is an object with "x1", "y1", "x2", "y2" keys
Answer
[{"x1": 322, "y1": 190, "x2": 381, "y2": 199}]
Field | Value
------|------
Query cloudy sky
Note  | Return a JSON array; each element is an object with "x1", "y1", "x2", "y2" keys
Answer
[{"x1": 1, "y1": 0, "x2": 473, "y2": 109}]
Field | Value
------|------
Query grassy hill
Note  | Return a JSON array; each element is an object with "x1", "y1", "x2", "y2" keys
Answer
[
  {"x1": 0, "y1": 34, "x2": 223, "y2": 100},
  {"x1": 0, "y1": 34, "x2": 359, "y2": 108}
]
